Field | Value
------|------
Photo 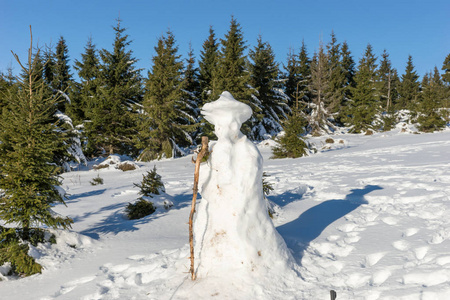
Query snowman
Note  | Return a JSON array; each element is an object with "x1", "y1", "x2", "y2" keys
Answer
[{"x1": 194, "y1": 91, "x2": 295, "y2": 279}]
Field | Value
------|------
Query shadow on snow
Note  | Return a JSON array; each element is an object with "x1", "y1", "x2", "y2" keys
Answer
[
  {"x1": 277, "y1": 185, "x2": 383, "y2": 262},
  {"x1": 267, "y1": 185, "x2": 312, "y2": 208},
  {"x1": 79, "y1": 192, "x2": 193, "y2": 239}
]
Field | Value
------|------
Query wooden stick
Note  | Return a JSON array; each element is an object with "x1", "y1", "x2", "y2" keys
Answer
[{"x1": 189, "y1": 136, "x2": 209, "y2": 280}]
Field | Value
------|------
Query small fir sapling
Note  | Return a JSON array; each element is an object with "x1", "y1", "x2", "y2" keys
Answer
[
  {"x1": 134, "y1": 166, "x2": 165, "y2": 198},
  {"x1": 262, "y1": 172, "x2": 274, "y2": 199},
  {"x1": 262, "y1": 172, "x2": 276, "y2": 218},
  {"x1": 126, "y1": 167, "x2": 165, "y2": 220},
  {"x1": 90, "y1": 174, "x2": 104, "y2": 185},
  {"x1": 125, "y1": 199, "x2": 156, "y2": 220}
]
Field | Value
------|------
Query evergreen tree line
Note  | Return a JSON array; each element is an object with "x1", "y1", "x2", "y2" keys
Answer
[{"x1": 1, "y1": 17, "x2": 450, "y2": 162}]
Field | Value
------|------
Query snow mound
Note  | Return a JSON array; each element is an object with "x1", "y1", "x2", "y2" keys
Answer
[{"x1": 93, "y1": 155, "x2": 140, "y2": 171}]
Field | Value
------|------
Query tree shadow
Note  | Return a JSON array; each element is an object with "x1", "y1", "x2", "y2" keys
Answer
[
  {"x1": 277, "y1": 185, "x2": 383, "y2": 261},
  {"x1": 79, "y1": 192, "x2": 193, "y2": 239},
  {"x1": 66, "y1": 188, "x2": 107, "y2": 203},
  {"x1": 267, "y1": 184, "x2": 312, "y2": 208}
]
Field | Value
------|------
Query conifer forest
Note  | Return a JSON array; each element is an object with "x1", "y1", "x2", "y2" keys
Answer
[{"x1": 1, "y1": 17, "x2": 449, "y2": 161}]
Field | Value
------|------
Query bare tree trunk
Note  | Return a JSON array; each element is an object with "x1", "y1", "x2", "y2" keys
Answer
[{"x1": 189, "y1": 136, "x2": 209, "y2": 280}]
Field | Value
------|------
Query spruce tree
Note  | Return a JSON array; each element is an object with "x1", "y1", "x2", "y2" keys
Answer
[
  {"x1": 0, "y1": 68, "x2": 16, "y2": 110},
  {"x1": 42, "y1": 45, "x2": 56, "y2": 87},
  {"x1": 297, "y1": 41, "x2": 312, "y2": 105},
  {"x1": 70, "y1": 36, "x2": 100, "y2": 125},
  {"x1": 0, "y1": 31, "x2": 72, "y2": 250},
  {"x1": 340, "y1": 41, "x2": 356, "y2": 122},
  {"x1": 212, "y1": 17, "x2": 251, "y2": 101},
  {"x1": 137, "y1": 30, "x2": 192, "y2": 160},
  {"x1": 198, "y1": 26, "x2": 219, "y2": 104},
  {"x1": 377, "y1": 50, "x2": 399, "y2": 111},
  {"x1": 181, "y1": 44, "x2": 201, "y2": 143},
  {"x1": 348, "y1": 44, "x2": 379, "y2": 133},
  {"x1": 212, "y1": 16, "x2": 259, "y2": 138},
  {"x1": 441, "y1": 53, "x2": 450, "y2": 113},
  {"x1": 442, "y1": 53, "x2": 450, "y2": 84},
  {"x1": 283, "y1": 48, "x2": 301, "y2": 108},
  {"x1": 283, "y1": 42, "x2": 311, "y2": 110},
  {"x1": 417, "y1": 67, "x2": 446, "y2": 132},
  {"x1": 249, "y1": 36, "x2": 289, "y2": 139},
  {"x1": 271, "y1": 101, "x2": 308, "y2": 159},
  {"x1": 377, "y1": 50, "x2": 400, "y2": 130},
  {"x1": 326, "y1": 32, "x2": 346, "y2": 115},
  {"x1": 309, "y1": 42, "x2": 332, "y2": 135},
  {"x1": 53, "y1": 36, "x2": 72, "y2": 93},
  {"x1": 398, "y1": 55, "x2": 420, "y2": 110},
  {"x1": 85, "y1": 19, "x2": 142, "y2": 156}
]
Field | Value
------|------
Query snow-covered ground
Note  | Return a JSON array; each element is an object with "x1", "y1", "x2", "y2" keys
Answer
[{"x1": 1, "y1": 126, "x2": 450, "y2": 299}]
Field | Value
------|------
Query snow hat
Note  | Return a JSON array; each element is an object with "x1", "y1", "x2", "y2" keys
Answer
[{"x1": 201, "y1": 91, "x2": 252, "y2": 126}]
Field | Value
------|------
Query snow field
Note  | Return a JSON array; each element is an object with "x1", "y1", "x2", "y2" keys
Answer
[{"x1": 0, "y1": 128, "x2": 449, "y2": 299}]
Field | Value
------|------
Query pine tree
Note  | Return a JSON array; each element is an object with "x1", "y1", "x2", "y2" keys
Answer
[
  {"x1": 0, "y1": 30, "x2": 72, "y2": 247},
  {"x1": 85, "y1": 18, "x2": 142, "y2": 156},
  {"x1": 137, "y1": 30, "x2": 192, "y2": 160},
  {"x1": 249, "y1": 36, "x2": 289, "y2": 139},
  {"x1": 326, "y1": 32, "x2": 346, "y2": 115},
  {"x1": 198, "y1": 26, "x2": 219, "y2": 104},
  {"x1": 398, "y1": 55, "x2": 420, "y2": 110},
  {"x1": 309, "y1": 42, "x2": 332, "y2": 135},
  {"x1": 348, "y1": 44, "x2": 379, "y2": 133}
]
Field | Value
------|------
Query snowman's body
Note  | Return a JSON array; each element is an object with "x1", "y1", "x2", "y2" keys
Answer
[{"x1": 194, "y1": 92, "x2": 294, "y2": 278}]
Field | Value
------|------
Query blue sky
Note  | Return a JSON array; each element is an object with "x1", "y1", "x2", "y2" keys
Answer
[{"x1": 1, "y1": 0, "x2": 449, "y2": 79}]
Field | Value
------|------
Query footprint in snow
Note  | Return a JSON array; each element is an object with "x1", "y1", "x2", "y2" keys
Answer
[
  {"x1": 403, "y1": 228, "x2": 419, "y2": 237},
  {"x1": 363, "y1": 252, "x2": 386, "y2": 267},
  {"x1": 429, "y1": 229, "x2": 450, "y2": 244},
  {"x1": 54, "y1": 275, "x2": 96, "y2": 296},
  {"x1": 392, "y1": 240, "x2": 410, "y2": 251},
  {"x1": 381, "y1": 216, "x2": 398, "y2": 225},
  {"x1": 337, "y1": 223, "x2": 358, "y2": 233},
  {"x1": 344, "y1": 232, "x2": 361, "y2": 244},
  {"x1": 101, "y1": 263, "x2": 130, "y2": 273},
  {"x1": 370, "y1": 269, "x2": 391, "y2": 286},
  {"x1": 111, "y1": 190, "x2": 138, "y2": 197},
  {"x1": 414, "y1": 246, "x2": 429, "y2": 260}
]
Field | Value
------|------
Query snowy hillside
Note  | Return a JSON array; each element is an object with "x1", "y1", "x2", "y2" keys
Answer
[{"x1": 1, "y1": 128, "x2": 450, "y2": 300}]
